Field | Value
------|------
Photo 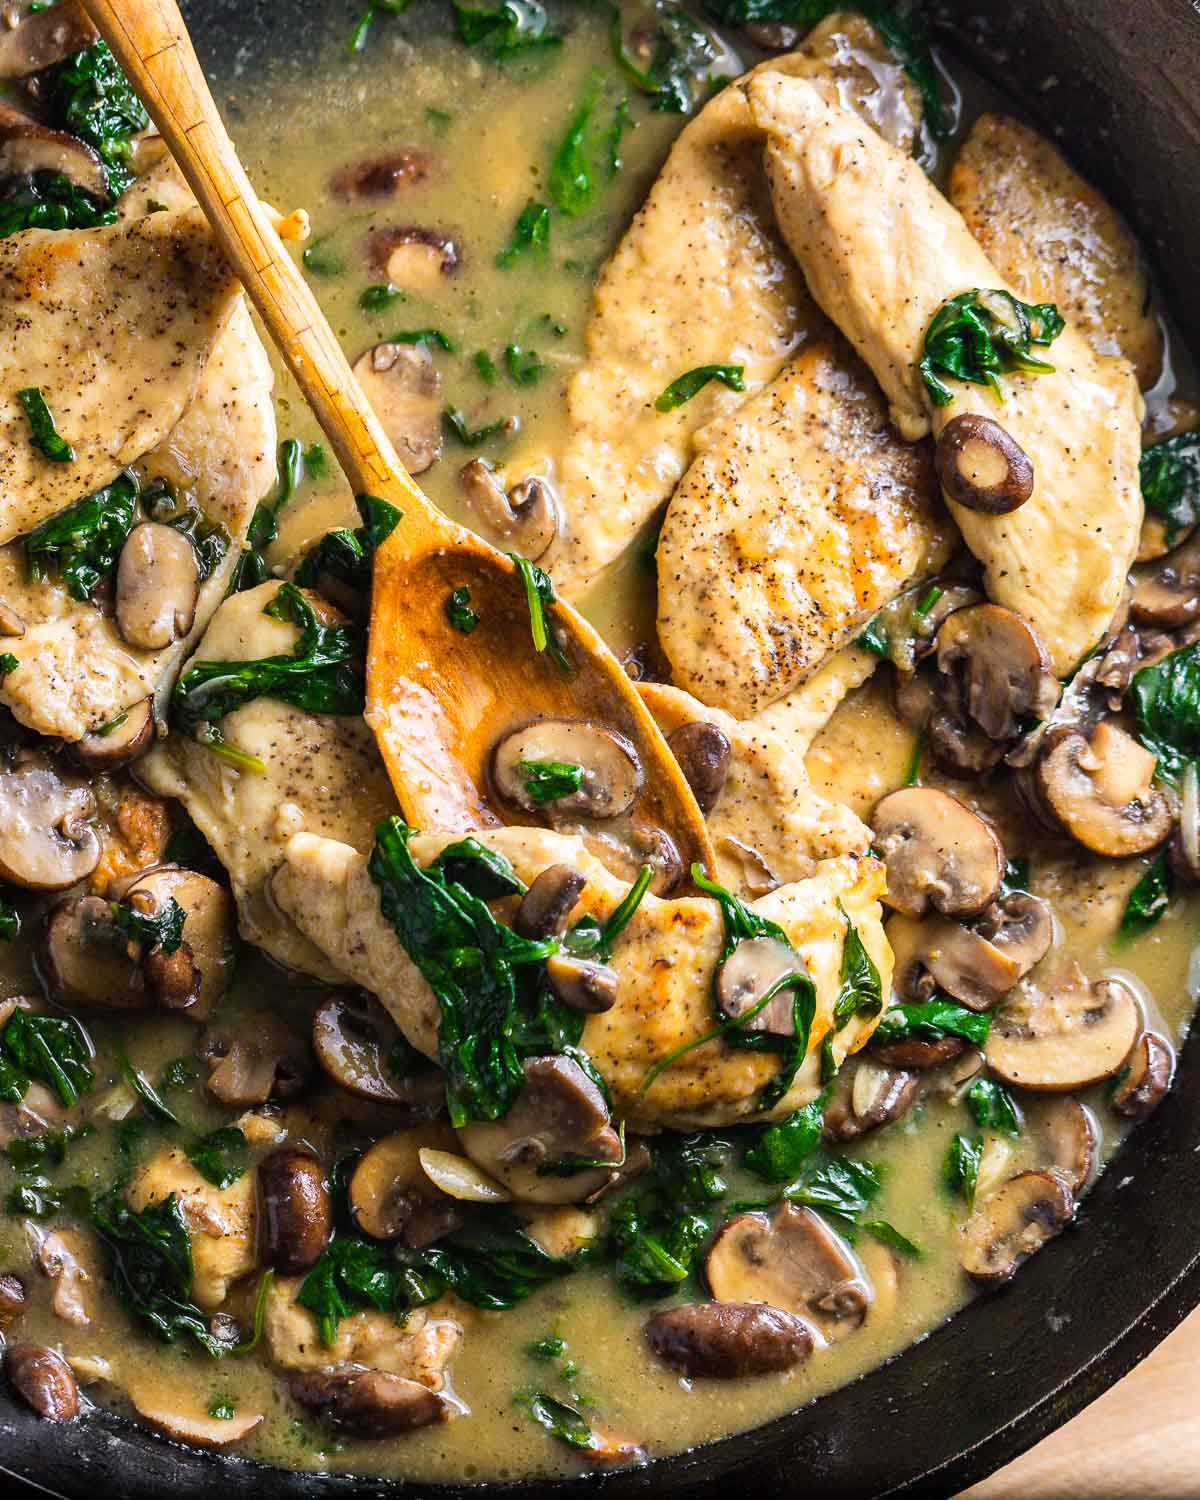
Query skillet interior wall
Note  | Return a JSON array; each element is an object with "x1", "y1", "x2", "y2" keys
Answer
[{"x1": 4, "y1": 2, "x2": 1200, "y2": 1498}]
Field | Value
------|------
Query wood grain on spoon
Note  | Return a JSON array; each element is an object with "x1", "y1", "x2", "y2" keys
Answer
[{"x1": 81, "y1": 0, "x2": 715, "y2": 876}]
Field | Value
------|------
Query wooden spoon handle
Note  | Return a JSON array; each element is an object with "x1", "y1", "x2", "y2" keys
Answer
[{"x1": 82, "y1": 0, "x2": 436, "y2": 523}]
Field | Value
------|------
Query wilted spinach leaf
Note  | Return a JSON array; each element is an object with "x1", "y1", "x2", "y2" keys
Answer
[
  {"x1": 0, "y1": 1009, "x2": 94, "y2": 1108},
  {"x1": 0, "y1": 172, "x2": 116, "y2": 239},
  {"x1": 655, "y1": 363, "x2": 745, "y2": 411},
  {"x1": 872, "y1": 997, "x2": 991, "y2": 1048},
  {"x1": 496, "y1": 200, "x2": 550, "y2": 266},
  {"x1": 784, "y1": 1156, "x2": 882, "y2": 1229},
  {"x1": 944, "y1": 1132, "x2": 982, "y2": 1207},
  {"x1": 608, "y1": 1133, "x2": 731, "y2": 1292},
  {"x1": 294, "y1": 492, "x2": 402, "y2": 603},
  {"x1": 510, "y1": 553, "x2": 571, "y2": 672},
  {"x1": 832, "y1": 908, "x2": 883, "y2": 1028},
  {"x1": 521, "y1": 759, "x2": 584, "y2": 803},
  {"x1": 17, "y1": 388, "x2": 74, "y2": 463},
  {"x1": 1117, "y1": 853, "x2": 1174, "y2": 945},
  {"x1": 47, "y1": 40, "x2": 149, "y2": 197},
  {"x1": 611, "y1": 6, "x2": 718, "y2": 113},
  {"x1": 965, "y1": 1077, "x2": 1021, "y2": 1137},
  {"x1": 24, "y1": 470, "x2": 138, "y2": 601},
  {"x1": 1140, "y1": 431, "x2": 1200, "y2": 546},
  {"x1": 186, "y1": 1127, "x2": 249, "y2": 1189},
  {"x1": 743, "y1": 1092, "x2": 826, "y2": 1182},
  {"x1": 111, "y1": 896, "x2": 186, "y2": 954},
  {"x1": 919, "y1": 289, "x2": 1064, "y2": 406},
  {"x1": 522, "y1": 1392, "x2": 598, "y2": 1451},
  {"x1": 446, "y1": 585, "x2": 480, "y2": 634},
  {"x1": 1130, "y1": 638, "x2": 1200, "y2": 786},
  {"x1": 452, "y1": 0, "x2": 561, "y2": 59}
]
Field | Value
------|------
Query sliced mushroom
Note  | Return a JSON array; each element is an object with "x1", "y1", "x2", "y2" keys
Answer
[
  {"x1": 973, "y1": 890, "x2": 1053, "y2": 976},
  {"x1": 352, "y1": 341, "x2": 442, "y2": 477},
  {"x1": 1031, "y1": 722, "x2": 1172, "y2": 857},
  {"x1": 0, "y1": 5, "x2": 97, "y2": 79},
  {"x1": 366, "y1": 224, "x2": 459, "y2": 290},
  {"x1": 312, "y1": 991, "x2": 439, "y2": 1105},
  {"x1": 123, "y1": 867, "x2": 236, "y2": 1018},
  {"x1": 1130, "y1": 533, "x2": 1200, "y2": 628},
  {"x1": 935, "y1": 412, "x2": 1034, "y2": 514},
  {"x1": 871, "y1": 1033, "x2": 966, "y2": 1070},
  {"x1": 69, "y1": 698, "x2": 155, "y2": 772},
  {"x1": 38, "y1": 894, "x2": 144, "y2": 1011},
  {"x1": 1110, "y1": 1030, "x2": 1174, "y2": 1120},
  {"x1": 887, "y1": 912, "x2": 1019, "y2": 1012},
  {"x1": 0, "y1": 99, "x2": 107, "y2": 198},
  {"x1": 570, "y1": 820, "x2": 683, "y2": 896},
  {"x1": 290, "y1": 1369, "x2": 446, "y2": 1439},
  {"x1": 131, "y1": 1391, "x2": 263, "y2": 1448},
  {"x1": 5, "y1": 1344, "x2": 79, "y2": 1422},
  {"x1": 456, "y1": 1055, "x2": 623, "y2": 1204},
  {"x1": 705, "y1": 1204, "x2": 871, "y2": 1344},
  {"x1": 1041, "y1": 1098, "x2": 1099, "y2": 1194},
  {"x1": 715, "y1": 934, "x2": 804, "y2": 1034},
  {"x1": 644, "y1": 1302, "x2": 814, "y2": 1378},
  {"x1": 0, "y1": 1272, "x2": 26, "y2": 1327},
  {"x1": 870, "y1": 787, "x2": 1003, "y2": 919},
  {"x1": 200, "y1": 1015, "x2": 314, "y2": 1107},
  {"x1": 822, "y1": 1060, "x2": 920, "y2": 1142},
  {"x1": 513, "y1": 864, "x2": 585, "y2": 940},
  {"x1": 35, "y1": 1229, "x2": 93, "y2": 1328},
  {"x1": 930, "y1": 605, "x2": 1060, "y2": 774},
  {"x1": 491, "y1": 718, "x2": 643, "y2": 820},
  {"x1": 986, "y1": 969, "x2": 1140, "y2": 1091},
  {"x1": 544, "y1": 952, "x2": 618, "y2": 1014},
  {"x1": 911, "y1": 583, "x2": 985, "y2": 660},
  {"x1": 332, "y1": 151, "x2": 440, "y2": 201},
  {"x1": 667, "y1": 720, "x2": 732, "y2": 816},
  {"x1": 457, "y1": 460, "x2": 557, "y2": 560},
  {"x1": 257, "y1": 1147, "x2": 331, "y2": 1274},
  {"x1": 350, "y1": 1127, "x2": 467, "y2": 1247},
  {"x1": 0, "y1": 757, "x2": 99, "y2": 890},
  {"x1": 960, "y1": 1170, "x2": 1074, "y2": 1286},
  {"x1": 114, "y1": 523, "x2": 200, "y2": 651}
]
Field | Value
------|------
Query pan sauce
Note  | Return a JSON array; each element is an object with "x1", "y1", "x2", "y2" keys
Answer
[{"x1": 1, "y1": 0, "x2": 1199, "y2": 1483}]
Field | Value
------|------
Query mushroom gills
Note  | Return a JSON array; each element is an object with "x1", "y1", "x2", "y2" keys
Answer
[
  {"x1": 0, "y1": 757, "x2": 100, "y2": 891},
  {"x1": 349, "y1": 1127, "x2": 467, "y2": 1247},
  {"x1": 986, "y1": 968, "x2": 1140, "y2": 1091},
  {"x1": 458, "y1": 460, "x2": 559, "y2": 561},
  {"x1": 960, "y1": 1170, "x2": 1074, "y2": 1285}
]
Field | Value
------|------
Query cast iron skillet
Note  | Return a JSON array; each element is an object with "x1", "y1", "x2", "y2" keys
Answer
[{"x1": 3, "y1": 0, "x2": 1200, "y2": 1493}]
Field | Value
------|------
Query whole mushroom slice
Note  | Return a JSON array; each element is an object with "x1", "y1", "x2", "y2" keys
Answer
[
  {"x1": 1031, "y1": 722, "x2": 1172, "y2": 857},
  {"x1": 705, "y1": 1204, "x2": 871, "y2": 1344},
  {"x1": 1040, "y1": 1098, "x2": 1099, "y2": 1194},
  {"x1": 0, "y1": 100, "x2": 108, "y2": 199},
  {"x1": 1110, "y1": 1031, "x2": 1175, "y2": 1119},
  {"x1": 934, "y1": 412, "x2": 1035, "y2": 514},
  {"x1": 122, "y1": 867, "x2": 236, "y2": 1018},
  {"x1": 70, "y1": 699, "x2": 155, "y2": 773},
  {"x1": 823, "y1": 1059, "x2": 920, "y2": 1143},
  {"x1": 291, "y1": 1369, "x2": 447, "y2": 1439},
  {"x1": 258, "y1": 1146, "x2": 331, "y2": 1274},
  {"x1": 332, "y1": 151, "x2": 440, "y2": 201},
  {"x1": 456, "y1": 1055, "x2": 624, "y2": 1204},
  {"x1": 458, "y1": 460, "x2": 559, "y2": 562},
  {"x1": 312, "y1": 990, "x2": 440, "y2": 1105},
  {"x1": 887, "y1": 912, "x2": 1019, "y2": 1013},
  {"x1": 0, "y1": 1273, "x2": 26, "y2": 1328},
  {"x1": 114, "y1": 523, "x2": 200, "y2": 651},
  {"x1": 986, "y1": 969, "x2": 1140, "y2": 1091},
  {"x1": 666, "y1": 721, "x2": 732, "y2": 816},
  {"x1": 960, "y1": 1170, "x2": 1074, "y2": 1286},
  {"x1": 716, "y1": 934, "x2": 805, "y2": 1034},
  {"x1": 544, "y1": 952, "x2": 619, "y2": 1014},
  {"x1": 5, "y1": 1343, "x2": 79, "y2": 1422},
  {"x1": 352, "y1": 341, "x2": 443, "y2": 477},
  {"x1": 0, "y1": 757, "x2": 100, "y2": 891},
  {"x1": 35, "y1": 1228, "x2": 94, "y2": 1328},
  {"x1": 513, "y1": 865, "x2": 586, "y2": 940},
  {"x1": 38, "y1": 894, "x2": 145, "y2": 1011},
  {"x1": 349, "y1": 1127, "x2": 467, "y2": 1247},
  {"x1": 644, "y1": 1301, "x2": 815, "y2": 1379},
  {"x1": 491, "y1": 719, "x2": 644, "y2": 820},
  {"x1": 870, "y1": 787, "x2": 1003, "y2": 919},
  {"x1": 1130, "y1": 533, "x2": 1200, "y2": 628},
  {"x1": 570, "y1": 819, "x2": 684, "y2": 896},
  {"x1": 972, "y1": 890, "x2": 1053, "y2": 977},
  {"x1": 0, "y1": 6, "x2": 98, "y2": 79},
  {"x1": 200, "y1": 1014, "x2": 314, "y2": 1107}
]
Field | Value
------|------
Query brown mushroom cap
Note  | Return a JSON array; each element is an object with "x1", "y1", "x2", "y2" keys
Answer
[
  {"x1": 455, "y1": 1055, "x2": 624, "y2": 1204},
  {"x1": 986, "y1": 968, "x2": 1140, "y2": 1091},
  {"x1": 935, "y1": 603, "x2": 1061, "y2": 744},
  {"x1": 0, "y1": 757, "x2": 99, "y2": 891},
  {"x1": 352, "y1": 341, "x2": 442, "y2": 477},
  {"x1": 257, "y1": 1146, "x2": 331, "y2": 1274},
  {"x1": 114, "y1": 523, "x2": 199, "y2": 651},
  {"x1": 871, "y1": 787, "x2": 1003, "y2": 919},
  {"x1": 349, "y1": 1126, "x2": 466, "y2": 1247},
  {"x1": 667, "y1": 720, "x2": 732, "y2": 815},
  {"x1": 289, "y1": 1369, "x2": 447, "y2": 1439},
  {"x1": 935, "y1": 412, "x2": 1035, "y2": 514},
  {"x1": 331, "y1": 152, "x2": 440, "y2": 201},
  {"x1": 513, "y1": 864, "x2": 586, "y2": 940},
  {"x1": 200, "y1": 1014, "x2": 314, "y2": 1106},
  {"x1": 569, "y1": 820, "x2": 683, "y2": 896},
  {"x1": 69, "y1": 698, "x2": 155, "y2": 772},
  {"x1": 871, "y1": 1032, "x2": 967, "y2": 1070},
  {"x1": 1130, "y1": 533, "x2": 1200, "y2": 628},
  {"x1": 644, "y1": 1301, "x2": 815, "y2": 1378},
  {"x1": 705, "y1": 1204, "x2": 871, "y2": 1343},
  {"x1": 312, "y1": 991, "x2": 438, "y2": 1105},
  {"x1": 959, "y1": 1170, "x2": 1074, "y2": 1286},
  {"x1": 715, "y1": 934, "x2": 805, "y2": 1034},
  {"x1": 458, "y1": 460, "x2": 559, "y2": 562},
  {"x1": 973, "y1": 890, "x2": 1053, "y2": 978},
  {"x1": 123, "y1": 867, "x2": 236, "y2": 1019},
  {"x1": 544, "y1": 952, "x2": 619, "y2": 1014},
  {"x1": 1032, "y1": 722, "x2": 1172, "y2": 858},
  {"x1": 0, "y1": 99, "x2": 108, "y2": 198},
  {"x1": 5, "y1": 1343, "x2": 79, "y2": 1422},
  {"x1": 823, "y1": 1060, "x2": 920, "y2": 1142},
  {"x1": 0, "y1": 6, "x2": 98, "y2": 79},
  {"x1": 1041, "y1": 1098, "x2": 1099, "y2": 1194},
  {"x1": 0, "y1": 1272, "x2": 26, "y2": 1328},
  {"x1": 366, "y1": 224, "x2": 458, "y2": 287},
  {"x1": 38, "y1": 894, "x2": 145, "y2": 1011},
  {"x1": 886, "y1": 912, "x2": 1019, "y2": 1012},
  {"x1": 490, "y1": 718, "x2": 644, "y2": 820},
  {"x1": 1110, "y1": 1030, "x2": 1174, "y2": 1120}
]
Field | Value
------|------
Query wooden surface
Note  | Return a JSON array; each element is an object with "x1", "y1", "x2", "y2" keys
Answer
[{"x1": 960, "y1": 1305, "x2": 1200, "y2": 1498}]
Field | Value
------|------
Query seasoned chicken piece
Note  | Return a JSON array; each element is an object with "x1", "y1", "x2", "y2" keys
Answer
[
  {"x1": 949, "y1": 113, "x2": 1162, "y2": 390},
  {"x1": 748, "y1": 73, "x2": 1144, "y2": 674},
  {"x1": 263, "y1": 1277, "x2": 464, "y2": 1384},
  {"x1": 0, "y1": 209, "x2": 239, "y2": 543},
  {"x1": 638, "y1": 680, "x2": 869, "y2": 895},
  {"x1": 271, "y1": 825, "x2": 891, "y2": 1129},
  {"x1": 541, "y1": 17, "x2": 920, "y2": 600},
  {"x1": 138, "y1": 583, "x2": 396, "y2": 980},
  {"x1": 126, "y1": 1146, "x2": 256, "y2": 1309},
  {"x1": 0, "y1": 300, "x2": 275, "y2": 741},
  {"x1": 755, "y1": 644, "x2": 879, "y2": 762},
  {"x1": 657, "y1": 339, "x2": 951, "y2": 713}
]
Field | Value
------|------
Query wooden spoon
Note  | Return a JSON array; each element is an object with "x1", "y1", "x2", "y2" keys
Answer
[{"x1": 83, "y1": 0, "x2": 714, "y2": 879}]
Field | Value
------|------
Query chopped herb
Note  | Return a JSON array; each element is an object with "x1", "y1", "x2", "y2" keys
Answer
[
  {"x1": 186, "y1": 1127, "x2": 248, "y2": 1189},
  {"x1": 347, "y1": 0, "x2": 413, "y2": 54},
  {"x1": 475, "y1": 350, "x2": 499, "y2": 385},
  {"x1": 425, "y1": 106, "x2": 454, "y2": 133},
  {"x1": 1130, "y1": 638, "x2": 1200, "y2": 785},
  {"x1": 24, "y1": 470, "x2": 138, "y2": 600},
  {"x1": 1117, "y1": 853, "x2": 1173, "y2": 945},
  {"x1": 0, "y1": 654, "x2": 16, "y2": 684},
  {"x1": 0, "y1": 1008, "x2": 94, "y2": 1108},
  {"x1": 919, "y1": 289, "x2": 1064, "y2": 407},
  {"x1": 944, "y1": 1132, "x2": 982, "y2": 1207},
  {"x1": 510, "y1": 553, "x2": 571, "y2": 672},
  {"x1": 832, "y1": 907, "x2": 884, "y2": 1028},
  {"x1": 527, "y1": 1333, "x2": 567, "y2": 1361},
  {"x1": 913, "y1": 583, "x2": 944, "y2": 620},
  {"x1": 444, "y1": 406, "x2": 510, "y2": 446},
  {"x1": 302, "y1": 233, "x2": 345, "y2": 276},
  {"x1": 655, "y1": 363, "x2": 745, "y2": 411},
  {"x1": 496, "y1": 200, "x2": 550, "y2": 267},
  {"x1": 873, "y1": 997, "x2": 991, "y2": 1048},
  {"x1": 111, "y1": 895, "x2": 186, "y2": 954},
  {"x1": 208, "y1": 1398, "x2": 235, "y2": 1421},
  {"x1": 17, "y1": 387, "x2": 74, "y2": 463},
  {"x1": 903, "y1": 729, "x2": 924, "y2": 787},
  {"x1": 611, "y1": 6, "x2": 717, "y2": 113},
  {"x1": 391, "y1": 327, "x2": 456, "y2": 352},
  {"x1": 784, "y1": 1156, "x2": 882, "y2": 1230},
  {"x1": 504, "y1": 343, "x2": 544, "y2": 386},
  {"x1": 819, "y1": 1030, "x2": 838, "y2": 1084},
  {"x1": 446, "y1": 585, "x2": 481, "y2": 634},
  {"x1": 521, "y1": 758, "x2": 584, "y2": 803},
  {"x1": 1141, "y1": 431, "x2": 1200, "y2": 546},
  {"x1": 6, "y1": 1124, "x2": 86, "y2": 1174},
  {"x1": 863, "y1": 1219, "x2": 923, "y2": 1257},
  {"x1": 605, "y1": 98, "x2": 630, "y2": 174},
  {"x1": 244, "y1": 438, "x2": 304, "y2": 557},
  {"x1": 743, "y1": 1093, "x2": 826, "y2": 1182},
  {"x1": 120, "y1": 1053, "x2": 180, "y2": 1125},
  {"x1": 965, "y1": 1077, "x2": 1021, "y2": 1137},
  {"x1": 173, "y1": 582, "x2": 365, "y2": 745},
  {"x1": 359, "y1": 282, "x2": 403, "y2": 312},
  {"x1": 548, "y1": 71, "x2": 626, "y2": 215},
  {"x1": 522, "y1": 1392, "x2": 597, "y2": 1451},
  {"x1": 47, "y1": 40, "x2": 149, "y2": 196},
  {"x1": 230, "y1": 1268, "x2": 274, "y2": 1355},
  {"x1": 452, "y1": 0, "x2": 562, "y2": 59},
  {"x1": 294, "y1": 491, "x2": 402, "y2": 602},
  {"x1": 857, "y1": 617, "x2": 890, "y2": 657},
  {"x1": 159, "y1": 1057, "x2": 198, "y2": 1092}
]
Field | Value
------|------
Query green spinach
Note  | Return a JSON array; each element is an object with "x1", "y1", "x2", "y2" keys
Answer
[
  {"x1": 186, "y1": 1127, "x2": 249, "y2": 1189},
  {"x1": 1140, "y1": 431, "x2": 1200, "y2": 546},
  {"x1": 24, "y1": 470, "x2": 138, "y2": 600},
  {"x1": 0, "y1": 1008, "x2": 94, "y2": 1108},
  {"x1": 1130, "y1": 639, "x2": 1200, "y2": 785},
  {"x1": 611, "y1": 6, "x2": 718, "y2": 113},
  {"x1": 608, "y1": 1133, "x2": 731, "y2": 1292},
  {"x1": 872, "y1": 997, "x2": 991, "y2": 1048},
  {"x1": 743, "y1": 1092, "x2": 826, "y2": 1182},
  {"x1": 919, "y1": 289, "x2": 1064, "y2": 407},
  {"x1": 1117, "y1": 853, "x2": 1174, "y2": 945},
  {"x1": 510, "y1": 553, "x2": 571, "y2": 672},
  {"x1": 863, "y1": 1218, "x2": 922, "y2": 1257},
  {"x1": 0, "y1": 173, "x2": 116, "y2": 239},
  {"x1": 294, "y1": 492, "x2": 402, "y2": 602},
  {"x1": 521, "y1": 759, "x2": 584, "y2": 803},
  {"x1": 965, "y1": 1077, "x2": 1021, "y2": 1137},
  {"x1": 444, "y1": 406, "x2": 511, "y2": 446},
  {"x1": 944, "y1": 1132, "x2": 982, "y2": 1207},
  {"x1": 832, "y1": 908, "x2": 883, "y2": 1028},
  {"x1": 496, "y1": 200, "x2": 550, "y2": 266},
  {"x1": 47, "y1": 41, "x2": 149, "y2": 197},
  {"x1": 111, "y1": 896, "x2": 186, "y2": 954},
  {"x1": 446, "y1": 585, "x2": 480, "y2": 634},
  {"x1": 452, "y1": 0, "x2": 562, "y2": 58},
  {"x1": 522, "y1": 1392, "x2": 598, "y2": 1451}
]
